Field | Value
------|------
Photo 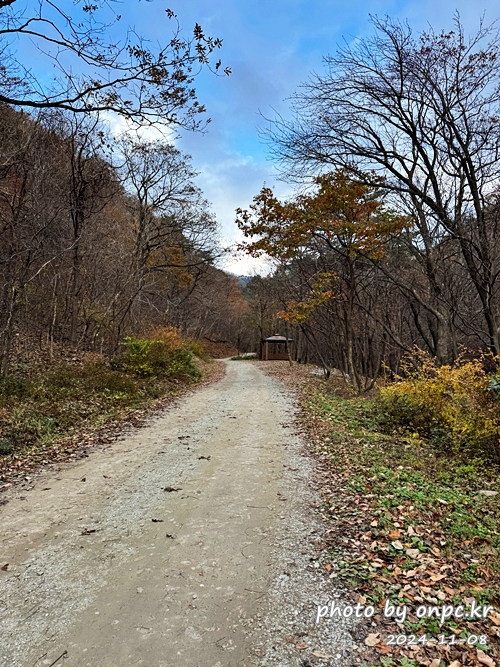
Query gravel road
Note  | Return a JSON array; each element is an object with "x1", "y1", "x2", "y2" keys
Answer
[{"x1": 0, "y1": 361, "x2": 357, "y2": 667}]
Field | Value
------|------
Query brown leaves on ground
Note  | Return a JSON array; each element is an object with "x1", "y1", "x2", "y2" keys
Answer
[
  {"x1": 365, "y1": 633, "x2": 381, "y2": 646},
  {"x1": 200, "y1": 339, "x2": 238, "y2": 359},
  {"x1": 257, "y1": 362, "x2": 500, "y2": 667},
  {"x1": 311, "y1": 649, "x2": 333, "y2": 658},
  {"x1": 477, "y1": 649, "x2": 496, "y2": 667}
]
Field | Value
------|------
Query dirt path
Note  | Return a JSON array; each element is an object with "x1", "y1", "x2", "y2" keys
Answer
[{"x1": 0, "y1": 361, "x2": 356, "y2": 667}]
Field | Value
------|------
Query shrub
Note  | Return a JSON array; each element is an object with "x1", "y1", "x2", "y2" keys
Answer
[
  {"x1": 149, "y1": 326, "x2": 185, "y2": 349},
  {"x1": 119, "y1": 337, "x2": 155, "y2": 376},
  {"x1": 377, "y1": 351, "x2": 500, "y2": 461},
  {"x1": 116, "y1": 328, "x2": 201, "y2": 382},
  {"x1": 0, "y1": 376, "x2": 33, "y2": 405},
  {"x1": 0, "y1": 438, "x2": 12, "y2": 455},
  {"x1": 4, "y1": 407, "x2": 59, "y2": 448},
  {"x1": 0, "y1": 329, "x2": 204, "y2": 457}
]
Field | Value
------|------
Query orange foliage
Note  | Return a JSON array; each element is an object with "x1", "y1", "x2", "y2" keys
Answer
[
  {"x1": 147, "y1": 326, "x2": 185, "y2": 349},
  {"x1": 278, "y1": 272, "x2": 336, "y2": 324},
  {"x1": 236, "y1": 169, "x2": 407, "y2": 324},
  {"x1": 236, "y1": 169, "x2": 407, "y2": 261}
]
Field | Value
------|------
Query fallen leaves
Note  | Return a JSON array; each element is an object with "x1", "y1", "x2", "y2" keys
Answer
[
  {"x1": 0, "y1": 360, "x2": 226, "y2": 495},
  {"x1": 406, "y1": 548, "x2": 421, "y2": 559},
  {"x1": 323, "y1": 480, "x2": 500, "y2": 666},
  {"x1": 259, "y1": 361, "x2": 500, "y2": 667},
  {"x1": 312, "y1": 649, "x2": 332, "y2": 658},
  {"x1": 365, "y1": 633, "x2": 381, "y2": 647},
  {"x1": 477, "y1": 650, "x2": 496, "y2": 667}
]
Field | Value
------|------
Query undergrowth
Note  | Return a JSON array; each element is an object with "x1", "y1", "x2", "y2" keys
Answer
[
  {"x1": 377, "y1": 351, "x2": 500, "y2": 462},
  {"x1": 0, "y1": 328, "x2": 204, "y2": 457},
  {"x1": 114, "y1": 326, "x2": 202, "y2": 381},
  {"x1": 302, "y1": 375, "x2": 500, "y2": 667}
]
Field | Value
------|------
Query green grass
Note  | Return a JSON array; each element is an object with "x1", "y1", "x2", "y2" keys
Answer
[
  {"x1": 302, "y1": 382, "x2": 500, "y2": 665},
  {"x1": 0, "y1": 359, "x2": 198, "y2": 457}
]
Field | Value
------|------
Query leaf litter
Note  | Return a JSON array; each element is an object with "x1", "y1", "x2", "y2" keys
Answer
[{"x1": 258, "y1": 360, "x2": 500, "y2": 667}]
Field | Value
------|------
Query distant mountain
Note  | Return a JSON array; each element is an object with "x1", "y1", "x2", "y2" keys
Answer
[{"x1": 229, "y1": 274, "x2": 252, "y2": 287}]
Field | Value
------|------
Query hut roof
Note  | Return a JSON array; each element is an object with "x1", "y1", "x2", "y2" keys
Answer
[{"x1": 264, "y1": 335, "x2": 293, "y2": 342}]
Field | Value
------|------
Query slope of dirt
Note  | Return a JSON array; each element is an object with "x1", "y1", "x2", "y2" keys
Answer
[{"x1": 0, "y1": 361, "x2": 358, "y2": 667}]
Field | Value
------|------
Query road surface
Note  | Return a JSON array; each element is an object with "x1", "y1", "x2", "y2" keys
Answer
[{"x1": 0, "y1": 361, "x2": 355, "y2": 667}]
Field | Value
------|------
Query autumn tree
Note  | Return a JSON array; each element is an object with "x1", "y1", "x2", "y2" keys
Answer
[
  {"x1": 237, "y1": 170, "x2": 405, "y2": 387},
  {"x1": 0, "y1": 1, "x2": 229, "y2": 129}
]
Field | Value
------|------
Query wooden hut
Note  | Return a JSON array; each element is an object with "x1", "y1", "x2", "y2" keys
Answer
[{"x1": 260, "y1": 334, "x2": 292, "y2": 361}]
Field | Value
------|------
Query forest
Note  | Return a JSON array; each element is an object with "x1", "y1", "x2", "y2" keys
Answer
[
  {"x1": 2, "y1": 5, "x2": 500, "y2": 667},
  {"x1": 237, "y1": 18, "x2": 500, "y2": 392},
  {"x1": 2, "y1": 3, "x2": 500, "y2": 464}
]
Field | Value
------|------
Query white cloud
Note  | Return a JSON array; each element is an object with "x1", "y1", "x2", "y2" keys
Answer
[{"x1": 101, "y1": 111, "x2": 177, "y2": 144}]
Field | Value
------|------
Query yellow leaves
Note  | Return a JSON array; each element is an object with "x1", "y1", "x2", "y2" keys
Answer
[
  {"x1": 378, "y1": 348, "x2": 500, "y2": 457},
  {"x1": 235, "y1": 169, "x2": 408, "y2": 262},
  {"x1": 277, "y1": 273, "x2": 336, "y2": 324}
]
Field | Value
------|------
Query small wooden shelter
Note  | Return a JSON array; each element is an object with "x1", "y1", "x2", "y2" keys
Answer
[{"x1": 260, "y1": 334, "x2": 292, "y2": 361}]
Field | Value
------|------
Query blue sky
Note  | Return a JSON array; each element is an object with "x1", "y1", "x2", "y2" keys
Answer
[
  {"x1": 151, "y1": 0, "x2": 500, "y2": 273},
  {"x1": 17, "y1": 0, "x2": 500, "y2": 273}
]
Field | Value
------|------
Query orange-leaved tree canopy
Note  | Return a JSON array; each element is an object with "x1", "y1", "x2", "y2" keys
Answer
[
  {"x1": 236, "y1": 169, "x2": 407, "y2": 263},
  {"x1": 236, "y1": 169, "x2": 408, "y2": 388}
]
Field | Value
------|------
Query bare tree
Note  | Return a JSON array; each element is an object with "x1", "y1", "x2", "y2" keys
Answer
[
  {"x1": 0, "y1": 107, "x2": 68, "y2": 373},
  {"x1": 119, "y1": 137, "x2": 218, "y2": 269},
  {"x1": 110, "y1": 136, "x2": 218, "y2": 343},
  {"x1": 267, "y1": 15, "x2": 500, "y2": 359},
  {"x1": 44, "y1": 112, "x2": 119, "y2": 342}
]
